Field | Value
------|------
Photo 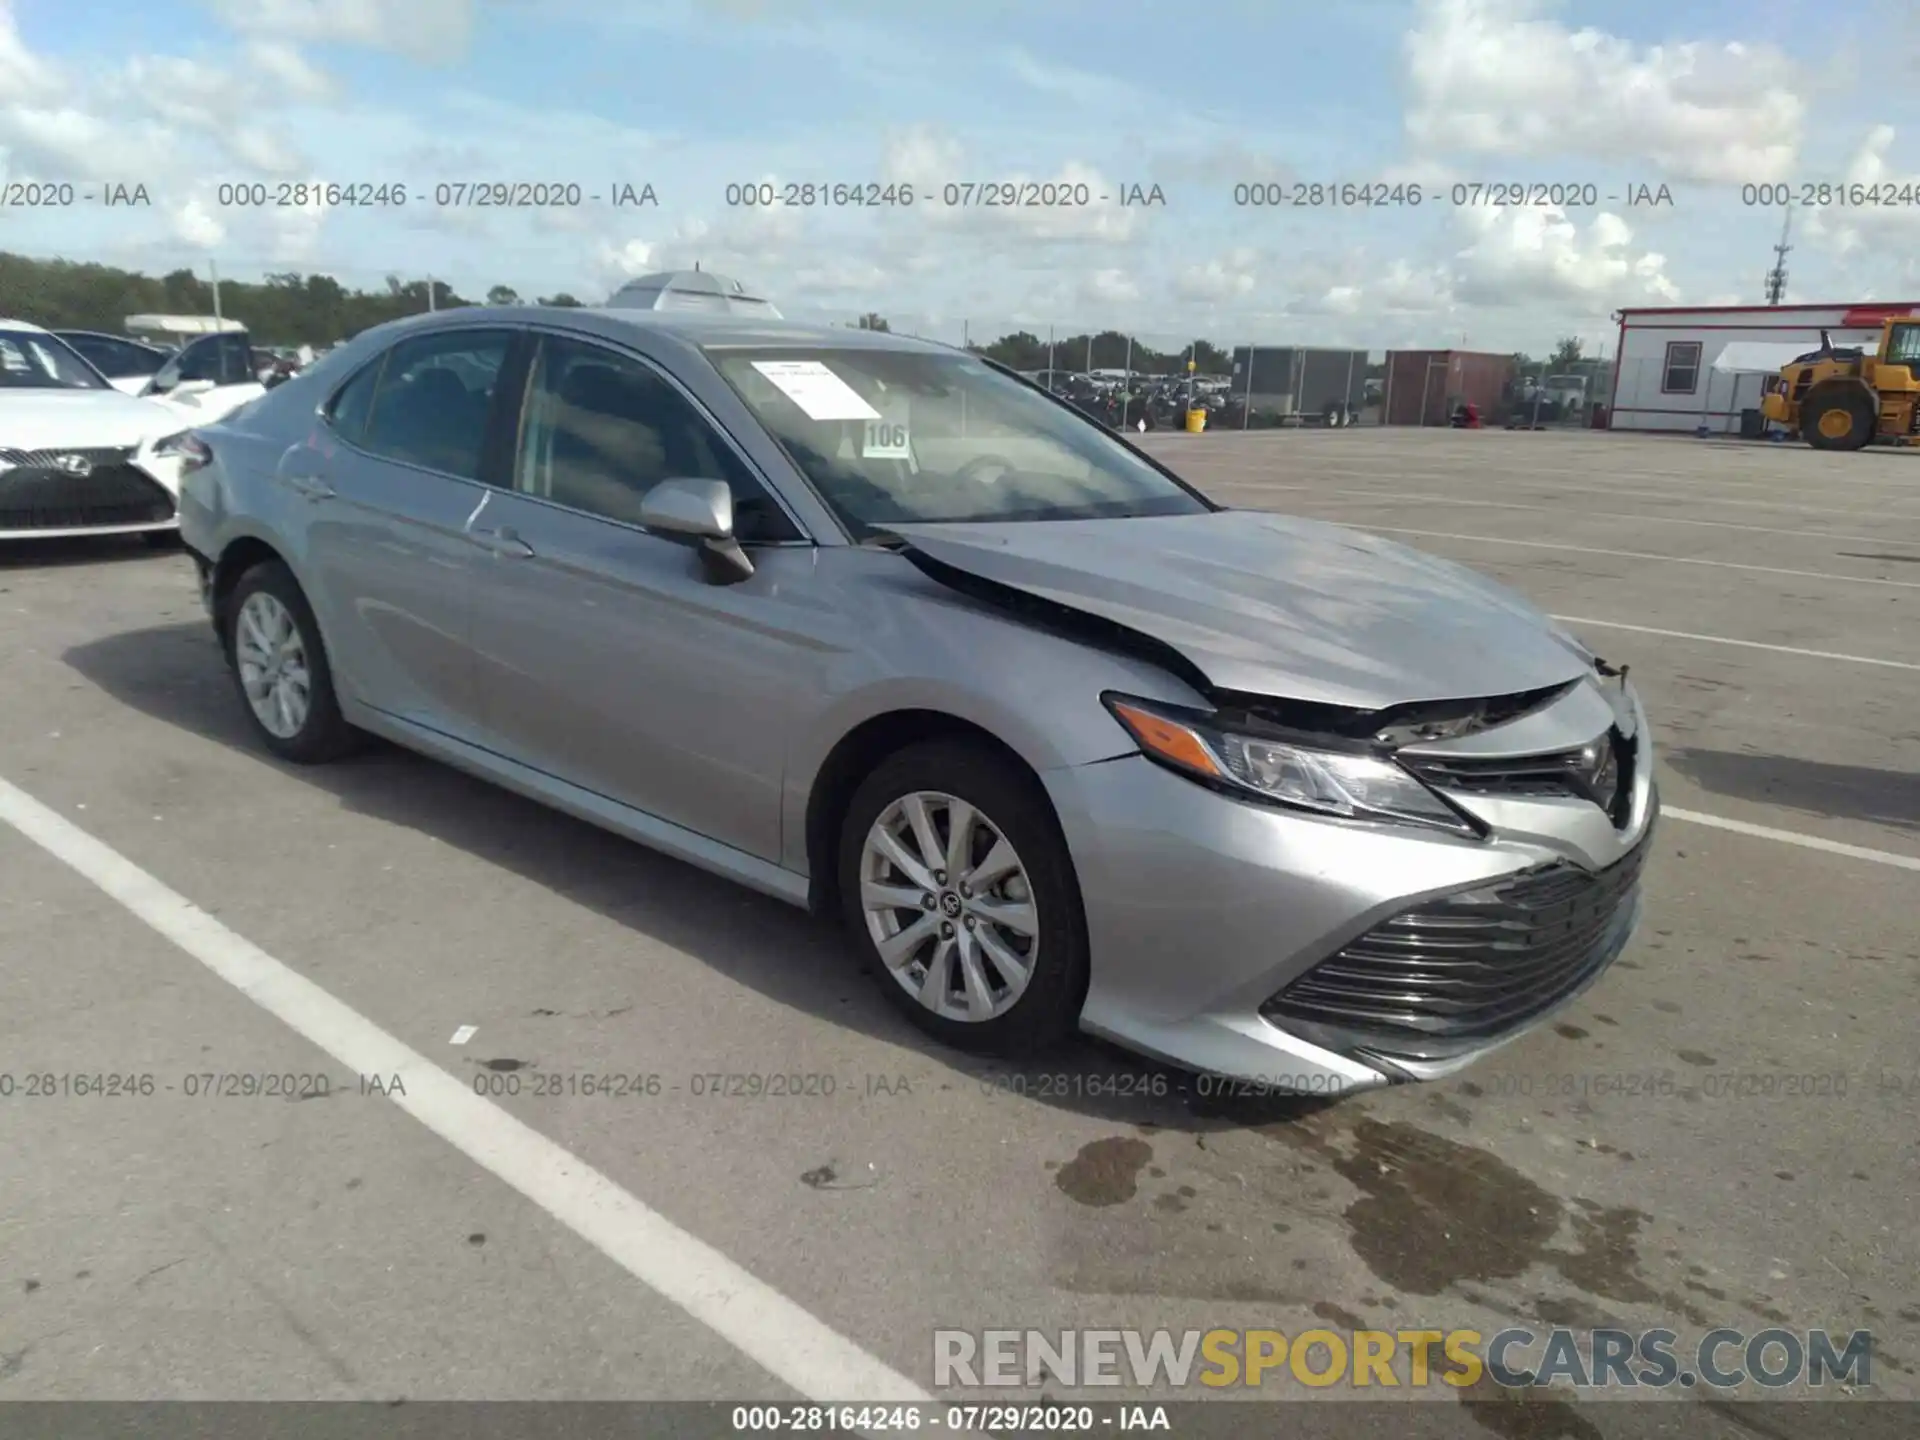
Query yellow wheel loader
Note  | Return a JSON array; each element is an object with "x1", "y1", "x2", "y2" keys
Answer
[{"x1": 1760, "y1": 318, "x2": 1920, "y2": 450}]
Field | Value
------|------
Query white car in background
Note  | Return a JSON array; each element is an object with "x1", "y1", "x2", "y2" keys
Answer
[
  {"x1": 0, "y1": 320, "x2": 197, "y2": 545},
  {"x1": 55, "y1": 326, "x2": 267, "y2": 421}
]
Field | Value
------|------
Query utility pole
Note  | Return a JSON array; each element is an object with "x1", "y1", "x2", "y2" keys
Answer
[
  {"x1": 209, "y1": 260, "x2": 223, "y2": 323},
  {"x1": 1764, "y1": 209, "x2": 1791, "y2": 305},
  {"x1": 427, "y1": 274, "x2": 437, "y2": 312}
]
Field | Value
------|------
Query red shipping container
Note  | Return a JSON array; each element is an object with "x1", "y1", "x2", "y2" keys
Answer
[{"x1": 1382, "y1": 350, "x2": 1517, "y2": 426}]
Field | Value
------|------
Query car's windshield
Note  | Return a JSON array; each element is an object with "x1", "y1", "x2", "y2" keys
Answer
[
  {"x1": 709, "y1": 346, "x2": 1210, "y2": 537},
  {"x1": 0, "y1": 330, "x2": 110, "y2": 390}
]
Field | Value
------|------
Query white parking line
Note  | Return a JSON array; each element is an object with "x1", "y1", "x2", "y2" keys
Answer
[
  {"x1": 0, "y1": 773, "x2": 927, "y2": 1407},
  {"x1": 1358, "y1": 526, "x2": 1920, "y2": 589},
  {"x1": 1205, "y1": 463, "x2": 1920, "y2": 522},
  {"x1": 1151, "y1": 440, "x2": 1920, "y2": 492},
  {"x1": 1665, "y1": 807, "x2": 1920, "y2": 873},
  {"x1": 1548, "y1": 616, "x2": 1920, "y2": 671},
  {"x1": 1225, "y1": 486, "x2": 1913, "y2": 547}
]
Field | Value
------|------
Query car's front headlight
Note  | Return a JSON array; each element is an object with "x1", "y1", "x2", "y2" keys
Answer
[{"x1": 1103, "y1": 694, "x2": 1480, "y2": 837}]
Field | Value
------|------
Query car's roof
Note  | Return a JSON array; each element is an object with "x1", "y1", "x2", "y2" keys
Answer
[
  {"x1": 0, "y1": 318, "x2": 51, "y2": 334},
  {"x1": 53, "y1": 327, "x2": 158, "y2": 342},
  {"x1": 377, "y1": 304, "x2": 961, "y2": 357}
]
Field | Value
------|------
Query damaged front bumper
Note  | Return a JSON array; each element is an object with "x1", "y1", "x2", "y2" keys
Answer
[{"x1": 1040, "y1": 676, "x2": 1657, "y2": 1093}]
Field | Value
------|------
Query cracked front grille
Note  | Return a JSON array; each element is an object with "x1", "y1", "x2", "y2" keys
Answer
[
  {"x1": 1402, "y1": 727, "x2": 1635, "y2": 827},
  {"x1": 0, "y1": 455, "x2": 174, "y2": 531},
  {"x1": 1263, "y1": 832, "x2": 1650, "y2": 1044}
]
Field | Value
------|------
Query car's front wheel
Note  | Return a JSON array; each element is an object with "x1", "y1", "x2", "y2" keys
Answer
[
  {"x1": 838, "y1": 741, "x2": 1088, "y2": 1056},
  {"x1": 223, "y1": 560, "x2": 361, "y2": 763}
]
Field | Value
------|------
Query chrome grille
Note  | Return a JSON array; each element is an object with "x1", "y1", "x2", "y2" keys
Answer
[
  {"x1": 0, "y1": 454, "x2": 173, "y2": 531},
  {"x1": 1263, "y1": 831, "x2": 1650, "y2": 1044},
  {"x1": 0, "y1": 445, "x2": 135, "y2": 468}
]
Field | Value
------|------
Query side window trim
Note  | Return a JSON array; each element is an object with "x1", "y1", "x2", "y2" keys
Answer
[
  {"x1": 505, "y1": 325, "x2": 813, "y2": 545},
  {"x1": 321, "y1": 348, "x2": 390, "y2": 433},
  {"x1": 318, "y1": 326, "x2": 516, "y2": 484}
]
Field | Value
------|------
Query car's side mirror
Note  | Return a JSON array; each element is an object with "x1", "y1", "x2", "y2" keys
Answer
[{"x1": 639, "y1": 477, "x2": 754, "y2": 584}]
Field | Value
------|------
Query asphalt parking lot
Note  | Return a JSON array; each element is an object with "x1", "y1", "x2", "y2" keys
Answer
[{"x1": 2, "y1": 427, "x2": 1916, "y2": 1434}]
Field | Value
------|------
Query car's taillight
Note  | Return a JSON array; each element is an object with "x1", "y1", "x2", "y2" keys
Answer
[{"x1": 155, "y1": 431, "x2": 213, "y2": 473}]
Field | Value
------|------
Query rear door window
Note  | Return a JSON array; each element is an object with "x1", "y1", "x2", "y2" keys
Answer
[{"x1": 356, "y1": 330, "x2": 514, "y2": 481}]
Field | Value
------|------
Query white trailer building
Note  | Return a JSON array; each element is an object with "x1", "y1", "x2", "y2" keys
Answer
[{"x1": 1607, "y1": 301, "x2": 1920, "y2": 432}]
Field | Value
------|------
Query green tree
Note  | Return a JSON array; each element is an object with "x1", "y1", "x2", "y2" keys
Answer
[
  {"x1": 486, "y1": 285, "x2": 521, "y2": 306},
  {"x1": 856, "y1": 312, "x2": 889, "y2": 331}
]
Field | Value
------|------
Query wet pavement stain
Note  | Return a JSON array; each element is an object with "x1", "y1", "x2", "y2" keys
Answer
[
  {"x1": 1312, "y1": 1300, "x2": 1366, "y2": 1329},
  {"x1": 1261, "y1": 1112, "x2": 1682, "y2": 1319},
  {"x1": 1552, "y1": 1024, "x2": 1588, "y2": 1040},
  {"x1": 1552, "y1": 1201, "x2": 1658, "y2": 1304},
  {"x1": 1674, "y1": 1049, "x2": 1717, "y2": 1067},
  {"x1": 1428, "y1": 1093, "x2": 1475, "y2": 1127},
  {"x1": 481, "y1": 1058, "x2": 527, "y2": 1073},
  {"x1": 1054, "y1": 1137, "x2": 1154, "y2": 1207},
  {"x1": 1268, "y1": 1115, "x2": 1562, "y2": 1295},
  {"x1": 1457, "y1": 1377, "x2": 1603, "y2": 1440},
  {"x1": 1532, "y1": 1296, "x2": 1621, "y2": 1330}
]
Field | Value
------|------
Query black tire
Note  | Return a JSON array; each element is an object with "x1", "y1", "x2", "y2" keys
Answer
[
  {"x1": 141, "y1": 529, "x2": 183, "y2": 550},
  {"x1": 837, "y1": 740, "x2": 1089, "y2": 1057},
  {"x1": 1801, "y1": 384, "x2": 1876, "y2": 451},
  {"x1": 222, "y1": 560, "x2": 362, "y2": 764}
]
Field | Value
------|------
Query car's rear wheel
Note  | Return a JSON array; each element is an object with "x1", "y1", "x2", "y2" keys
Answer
[
  {"x1": 223, "y1": 561, "x2": 360, "y2": 763},
  {"x1": 838, "y1": 741, "x2": 1088, "y2": 1056}
]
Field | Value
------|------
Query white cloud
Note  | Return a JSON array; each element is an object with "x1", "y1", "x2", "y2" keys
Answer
[
  {"x1": 0, "y1": 0, "x2": 56, "y2": 105},
  {"x1": 209, "y1": 0, "x2": 476, "y2": 63},
  {"x1": 245, "y1": 39, "x2": 336, "y2": 102},
  {"x1": 171, "y1": 197, "x2": 227, "y2": 250},
  {"x1": 1174, "y1": 250, "x2": 1259, "y2": 304},
  {"x1": 1452, "y1": 203, "x2": 1680, "y2": 307},
  {"x1": 1800, "y1": 125, "x2": 1920, "y2": 263},
  {"x1": 1404, "y1": 0, "x2": 1807, "y2": 183}
]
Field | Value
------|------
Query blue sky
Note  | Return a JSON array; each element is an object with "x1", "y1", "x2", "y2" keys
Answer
[{"x1": 3, "y1": 0, "x2": 1917, "y2": 352}]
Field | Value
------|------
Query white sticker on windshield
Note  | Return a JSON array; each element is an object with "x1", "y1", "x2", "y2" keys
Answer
[
  {"x1": 751, "y1": 360, "x2": 880, "y2": 422},
  {"x1": 862, "y1": 396, "x2": 912, "y2": 459}
]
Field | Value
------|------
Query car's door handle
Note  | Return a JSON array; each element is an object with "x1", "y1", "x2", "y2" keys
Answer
[
  {"x1": 285, "y1": 473, "x2": 335, "y2": 502},
  {"x1": 471, "y1": 525, "x2": 534, "y2": 558}
]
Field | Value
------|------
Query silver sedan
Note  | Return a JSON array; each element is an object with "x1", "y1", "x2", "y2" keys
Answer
[{"x1": 175, "y1": 305, "x2": 1656, "y2": 1092}]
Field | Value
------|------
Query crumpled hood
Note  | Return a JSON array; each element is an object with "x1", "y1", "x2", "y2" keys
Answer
[
  {"x1": 883, "y1": 509, "x2": 1594, "y2": 710},
  {"x1": 0, "y1": 389, "x2": 188, "y2": 452}
]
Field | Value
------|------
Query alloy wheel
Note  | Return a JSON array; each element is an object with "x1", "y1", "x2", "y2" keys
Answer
[
  {"x1": 859, "y1": 791, "x2": 1039, "y2": 1022},
  {"x1": 234, "y1": 591, "x2": 313, "y2": 739}
]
